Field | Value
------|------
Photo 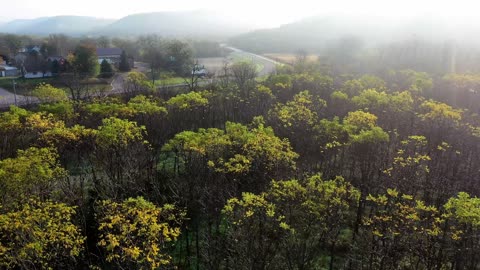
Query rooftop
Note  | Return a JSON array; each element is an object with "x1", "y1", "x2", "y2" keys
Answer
[
  {"x1": 96, "y1": 48, "x2": 123, "y2": 56},
  {"x1": 0, "y1": 65, "x2": 18, "y2": 71}
]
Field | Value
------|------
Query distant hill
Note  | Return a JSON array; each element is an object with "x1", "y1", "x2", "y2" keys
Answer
[
  {"x1": 0, "y1": 11, "x2": 257, "y2": 39},
  {"x1": 1, "y1": 16, "x2": 114, "y2": 35},
  {"x1": 96, "y1": 11, "x2": 256, "y2": 38},
  {"x1": 229, "y1": 15, "x2": 480, "y2": 53}
]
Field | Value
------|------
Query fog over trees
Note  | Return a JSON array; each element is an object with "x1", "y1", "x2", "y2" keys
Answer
[{"x1": 2, "y1": 4, "x2": 480, "y2": 270}]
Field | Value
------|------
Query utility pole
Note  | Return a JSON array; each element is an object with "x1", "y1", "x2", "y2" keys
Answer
[{"x1": 12, "y1": 79, "x2": 17, "y2": 106}]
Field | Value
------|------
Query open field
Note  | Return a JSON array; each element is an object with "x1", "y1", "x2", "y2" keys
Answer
[
  {"x1": 262, "y1": 53, "x2": 318, "y2": 65},
  {"x1": 0, "y1": 76, "x2": 112, "y2": 96},
  {"x1": 197, "y1": 57, "x2": 227, "y2": 76},
  {"x1": 197, "y1": 47, "x2": 279, "y2": 77}
]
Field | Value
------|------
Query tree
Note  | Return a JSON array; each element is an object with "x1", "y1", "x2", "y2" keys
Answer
[
  {"x1": 3, "y1": 34, "x2": 22, "y2": 56},
  {"x1": 0, "y1": 106, "x2": 30, "y2": 159},
  {"x1": 97, "y1": 197, "x2": 184, "y2": 269},
  {"x1": 96, "y1": 36, "x2": 110, "y2": 48},
  {"x1": 267, "y1": 91, "x2": 326, "y2": 163},
  {"x1": 222, "y1": 175, "x2": 360, "y2": 270},
  {"x1": 124, "y1": 71, "x2": 154, "y2": 96},
  {"x1": 166, "y1": 40, "x2": 193, "y2": 76},
  {"x1": 0, "y1": 199, "x2": 84, "y2": 269},
  {"x1": 100, "y1": 59, "x2": 113, "y2": 78},
  {"x1": 119, "y1": 50, "x2": 131, "y2": 72},
  {"x1": 357, "y1": 189, "x2": 444, "y2": 270},
  {"x1": 31, "y1": 83, "x2": 68, "y2": 103},
  {"x1": 0, "y1": 147, "x2": 67, "y2": 205},
  {"x1": 71, "y1": 44, "x2": 99, "y2": 77},
  {"x1": 231, "y1": 61, "x2": 258, "y2": 99},
  {"x1": 94, "y1": 117, "x2": 152, "y2": 199},
  {"x1": 444, "y1": 192, "x2": 480, "y2": 269},
  {"x1": 51, "y1": 59, "x2": 60, "y2": 74}
]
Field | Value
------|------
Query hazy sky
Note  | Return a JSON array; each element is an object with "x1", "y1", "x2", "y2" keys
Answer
[{"x1": 1, "y1": 0, "x2": 479, "y2": 27}]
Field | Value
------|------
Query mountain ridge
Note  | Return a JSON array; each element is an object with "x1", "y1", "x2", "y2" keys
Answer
[{"x1": 0, "y1": 11, "x2": 258, "y2": 38}]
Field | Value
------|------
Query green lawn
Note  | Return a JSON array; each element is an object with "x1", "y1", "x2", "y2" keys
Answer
[
  {"x1": 0, "y1": 77, "x2": 55, "y2": 95},
  {"x1": 0, "y1": 76, "x2": 111, "y2": 96},
  {"x1": 154, "y1": 77, "x2": 186, "y2": 86}
]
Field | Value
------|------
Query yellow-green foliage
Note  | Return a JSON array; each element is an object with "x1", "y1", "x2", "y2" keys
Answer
[
  {"x1": 166, "y1": 91, "x2": 209, "y2": 110},
  {"x1": 96, "y1": 117, "x2": 148, "y2": 149},
  {"x1": 0, "y1": 106, "x2": 29, "y2": 131},
  {"x1": 97, "y1": 197, "x2": 184, "y2": 270},
  {"x1": 0, "y1": 199, "x2": 84, "y2": 269},
  {"x1": 31, "y1": 83, "x2": 68, "y2": 103},
  {"x1": 222, "y1": 175, "x2": 360, "y2": 269},
  {"x1": 162, "y1": 121, "x2": 298, "y2": 175},
  {"x1": 420, "y1": 100, "x2": 462, "y2": 123},
  {"x1": 0, "y1": 147, "x2": 66, "y2": 203},
  {"x1": 444, "y1": 192, "x2": 480, "y2": 228},
  {"x1": 26, "y1": 112, "x2": 95, "y2": 147},
  {"x1": 344, "y1": 110, "x2": 378, "y2": 131},
  {"x1": 269, "y1": 90, "x2": 324, "y2": 128},
  {"x1": 364, "y1": 189, "x2": 442, "y2": 239},
  {"x1": 127, "y1": 95, "x2": 167, "y2": 115}
]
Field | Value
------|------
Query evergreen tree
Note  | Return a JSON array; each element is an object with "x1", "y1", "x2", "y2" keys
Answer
[
  {"x1": 119, "y1": 50, "x2": 131, "y2": 72},
  {"x1": 100, "y1": 59, "x2": 113, "y2": 78},
  {"x1": 51, "y1": 59, "x2": 60, "y2": 75}
]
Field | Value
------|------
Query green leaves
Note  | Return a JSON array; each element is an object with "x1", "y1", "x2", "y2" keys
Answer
[{"x1": 444, "y1": 192, "x2": 480, "y2": 227}]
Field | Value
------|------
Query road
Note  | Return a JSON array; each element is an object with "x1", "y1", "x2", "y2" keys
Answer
[
  {"x1": 224, "y1": 46, "x2": 281, "y2": 76},
  {"x1": 197, "y1": 46, "x2": 281, "y2": 77},
  {"x1": 0, "y1": 87, "x2": 35, "y2": 108}
]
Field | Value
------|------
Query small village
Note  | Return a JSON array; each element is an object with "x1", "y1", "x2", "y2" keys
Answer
[{"x1": 0, "y1": 45, "x2": 132, "y2": 78}]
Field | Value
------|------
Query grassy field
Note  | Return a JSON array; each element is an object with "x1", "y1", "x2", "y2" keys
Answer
[
  {"x1": 0, "y1": 76, "x2": 111, "y2": 96},
  {"x1": 0, "y1": 77, "x2": 55, "y2": 95},
  {"x1": 263, "y1": 53, "x2": 318, "y2": 65},
  {"x1": 154, "y1": 77, "x2": 186, "y2": 86}
]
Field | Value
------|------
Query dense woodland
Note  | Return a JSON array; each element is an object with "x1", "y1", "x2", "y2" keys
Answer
[{"x1": 3, "y1": 42, "x2": 480, "y2": 270}]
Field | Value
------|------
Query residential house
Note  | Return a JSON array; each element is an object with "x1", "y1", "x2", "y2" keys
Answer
[
  {"x1": 19, "y1": 45, "x2": 41, "y2": 54},
  {"x1": 97, "y1": 48, "x2": 123, "y2": 65},
  {"x1": 96, "y1": 48, "x2": 134, "y2": 68},
  {"x1": 0, "y1": 65, "x2": 19, "y2": 77}
]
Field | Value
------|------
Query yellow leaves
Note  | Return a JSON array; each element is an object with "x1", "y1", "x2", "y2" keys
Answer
[
  {"x1": 163, "y1": 120, "x2": 297, "y2": 177},
  {"x1": 96, "y1": 117, "x2": 149, "y2": 149},
  {"x1": 420, "y1": 100, "x2": 462, "y2": 124},
  {"x1": 166, "y1": 91, "x2": 209, "y2": 110},
  {"x1": 0, "y1": 147, "x2": 67, "y2": 203},
  {"x1": 245, "y1": 210, "x2": 254, "y2": 218},
  {"x1": 0, "y1": 199, "x2": 84, "y2": 269},
  {"x1": 31, "y1": 83, "x2": 68, "y2": 103},
  {"x1": 124, "y1": 246, "x2": 141, "y2": 259},
  {"x1": 97, "y1": 197, "x2": 184, "y2": 269},
  {"x1": 344, "y1": 110, "x2": 378, "y2": 131},
  {"x1": 387, "y1": 189, "x2": 399, "y2": 198},
  {"x1": 365, "y1": 189, "x2": 445, "y2": 247}
]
